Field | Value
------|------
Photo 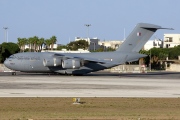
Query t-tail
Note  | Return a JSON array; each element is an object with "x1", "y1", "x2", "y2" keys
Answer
[{"x1": 116, "y1": 23, "x2": 173, "y2": 52}]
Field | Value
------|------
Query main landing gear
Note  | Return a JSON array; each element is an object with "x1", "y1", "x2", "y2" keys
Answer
[{"x1": 12, "y1": 72, "x2": 16, "y2": 75}]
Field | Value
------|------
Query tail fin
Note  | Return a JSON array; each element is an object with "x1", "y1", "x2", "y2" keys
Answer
[{"x1": 116, "y1": 23, "x2": 172, "y2": 52}]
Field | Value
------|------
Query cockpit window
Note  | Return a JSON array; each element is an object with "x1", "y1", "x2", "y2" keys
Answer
[{"x1": 9, "y1": 55, "x2": 15, "y2": 59}]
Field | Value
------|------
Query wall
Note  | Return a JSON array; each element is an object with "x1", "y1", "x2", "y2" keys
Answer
[
  {"x1": 168, "y1": 64, "x2": 180, "y2": 72},
  {"x1": 105, "y1": 65, "x2": 147, "y2": 73}
]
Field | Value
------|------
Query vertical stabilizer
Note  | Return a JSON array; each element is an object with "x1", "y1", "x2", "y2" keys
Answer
[{"x1": 116, "y1": 23, "x2": 164, "y2": 52}]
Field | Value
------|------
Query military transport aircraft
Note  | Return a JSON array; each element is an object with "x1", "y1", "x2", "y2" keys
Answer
[{"x1": 4, "y1": 23, "x2": 172, "y2": 75}]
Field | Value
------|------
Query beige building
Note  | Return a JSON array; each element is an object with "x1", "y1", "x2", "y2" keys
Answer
[
  {"x1": 99, "y1": 40, "x2": 123, "y2": 49},
  {"x1": 143, "y1": 34, "x2": 180, "y2": 50},
  {"x1": 163, "y1": 34, "x2": 180, "y2": 48},
  {"x1": 75, "y1": 37, "x2": 100, "y2": 51},
  {"x1": 75, "y1": 37, "x2": 123, "y2": 50},
  {"x1": 143, "y1": 39, "x2": 163, "y2": 50}
]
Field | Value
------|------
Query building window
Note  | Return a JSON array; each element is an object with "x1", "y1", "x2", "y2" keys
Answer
[
  {"x1": 169, "y1": 37, "x2": 173, "y2": 42},
  {"x1": 165, "y1": 37, "x2": 173, "y2": 42}
]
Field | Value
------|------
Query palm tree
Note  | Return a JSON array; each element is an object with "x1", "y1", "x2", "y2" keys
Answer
[
  {"x1": 17, "y1": 38, "x2": 27, "y2": 52},
  {"x1": 33, "y1": 36, "x2": 39, "y2": 52},
  {"x1": 50, "y1": 36, "x2": 57, "y2": 50},
  {"x1": 44, "y1": 39, "x2": 51, "y2": 50},
  {"x1": 17, "y1": 38, "x2": 23, "y2": 52},
  {"x1": 28, "y1": 37, "x2": 34, "y2": 52},
  {"x1": 22, "y1": 38, "x2": 27, "y2": 52},
  {"x1": 37, "y1": 38, "x2": 45, "y2": 52}
]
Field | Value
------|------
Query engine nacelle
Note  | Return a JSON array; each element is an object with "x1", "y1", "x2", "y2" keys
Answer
[
  {"x1": 62, "y1": 59, "x2": 82, "y2": 69},
  {"x1": 43, "y1": 58, "x2": 61, "y2": 67}
]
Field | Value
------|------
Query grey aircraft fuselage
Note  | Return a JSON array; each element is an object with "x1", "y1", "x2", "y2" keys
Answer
[
  {"x1": 4, "y1": 51, "x2": 145, "y2": 75},
  {"x1": 4, "y1": 23, "x2": 172, "y2": 75}
]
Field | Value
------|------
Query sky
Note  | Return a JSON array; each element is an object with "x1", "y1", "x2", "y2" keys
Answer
[{"x1": 0, "y1": 0, "x2": 180, "y2": 45}]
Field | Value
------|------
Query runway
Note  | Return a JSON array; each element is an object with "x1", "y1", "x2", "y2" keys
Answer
[{"x1": 0, "y1": 72, "x2": 180, "y2": 97}]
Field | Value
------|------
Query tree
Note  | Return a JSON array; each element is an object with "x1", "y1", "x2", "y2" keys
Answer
[
  {"x1": 33, "y1": 36, "x2": 39, "y2": 52},
  {"x1": 169, "y1": 45, "x2": 180, "y2": 59},
  {"x1": 0, "y1": 44, "x2": 5, "y2": 63},
  {"x1": 17, "y1": 37, "x2": 27, "y2": 52},
  {"x1": 37, "y1": 38, "x2": 44, "y2": 52},
  {"x1": 67, "y1": 40, "x2": 89, "y2": 50},
  {"x1": 16, "y1": 36, "x2": 57, "y2": 52},
  {"x1": 94, "y1": 47, "x2": 104, "y2": 52},
  {"x1": 57, "y1": 45, "x2": 67, "y2": 50},
  {"x1": 28, "y1": 37, "x2": 34, "y2": 52},
  {"x1": 44, "y1": 39, "x2": 51, "y2": 50},
  {"x1": 139, "y1": 46, "x2": 180, "y2": 70},
  {"x1": 50, "y1": 36, "x2": 57, "y2": 50},
  {"x1": 105, "y1": 47, "x2": 116, "y2": 52},
  {"x1": 0, "y1": 42, "x2": 20, "y2": 63},
  {"x1": 27, "y1": 36, "x2": 39, "y2": 52},
  {"x1": 139, "y1": 49, "x2": 150, "y2": 66}
]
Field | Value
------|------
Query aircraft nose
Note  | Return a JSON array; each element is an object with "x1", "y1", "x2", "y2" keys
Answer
[{"x1": 4, "y1": 59, "x2": 10, "y2": 68}]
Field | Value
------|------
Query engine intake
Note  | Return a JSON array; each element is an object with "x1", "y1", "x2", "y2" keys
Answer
[
  {"x1": 43, "y1": 58, "x2": 61, "y2": 67},
  {"x1": 62, "y1": 59, "x2": 82, "y2": 69}
]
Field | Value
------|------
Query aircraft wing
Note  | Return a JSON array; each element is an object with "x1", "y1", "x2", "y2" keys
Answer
[
  {"x1": 53, "y1": 53, "x2": 128, "y2": 65},
  {"x1": 54, "y1": 53, "x2": 108, "y2": 64}
]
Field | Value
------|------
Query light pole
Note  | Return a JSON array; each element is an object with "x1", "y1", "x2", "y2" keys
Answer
[
  {"x1": 150, "y1": 49, "x2": 151, "y2": 71},
  {"x1": 3, "y1": 27, "x2": 9, "y2": 42},
  {"x1": 84, "y1": 24, "x2": 91, "y2": 40}
]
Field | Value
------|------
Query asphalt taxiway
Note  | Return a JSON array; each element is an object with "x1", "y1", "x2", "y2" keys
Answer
[{"x1": 0, "y1": 72, "x2": 180, "y2": 97}]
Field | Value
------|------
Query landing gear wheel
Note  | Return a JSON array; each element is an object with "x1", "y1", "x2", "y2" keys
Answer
[{"x1": 12, "y1": 72, "x2": 16, "y2": 75}]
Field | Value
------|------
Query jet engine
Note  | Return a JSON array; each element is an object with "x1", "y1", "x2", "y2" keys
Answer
[
  {"x1": 62, "y1": 59, "x2": 83, "y2": 69},
  {"x1": 43, "y1": 58, "x2": 61, "y2": 67}
]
